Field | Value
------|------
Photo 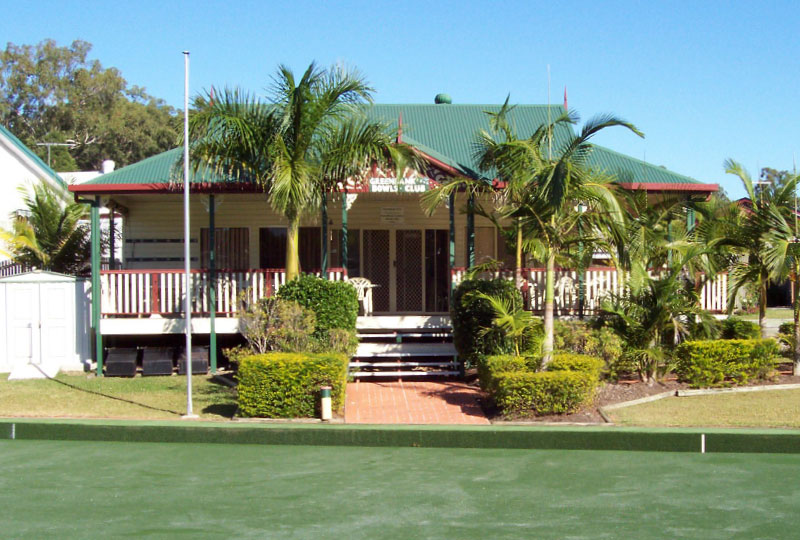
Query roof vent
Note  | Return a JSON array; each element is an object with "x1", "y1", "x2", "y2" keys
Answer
[
  {"x1": 434, "y1": 93, "x2": 452, "y2": 105},
  {"x1": 101, "y1": 160, "x2": 116, "y2": 174}
]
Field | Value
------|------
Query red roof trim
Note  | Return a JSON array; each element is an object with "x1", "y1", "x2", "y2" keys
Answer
[
  {"x1": 617, "y1": 182, "x2": 718, "y2": 192},
  {"x1": 68, "y1": 182, "x2": 263, "y2": 195}
]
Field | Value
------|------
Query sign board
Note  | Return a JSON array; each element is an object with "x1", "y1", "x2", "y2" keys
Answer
[{"x1": 380, "y1": 207, "x2": 405, "y2": 225}]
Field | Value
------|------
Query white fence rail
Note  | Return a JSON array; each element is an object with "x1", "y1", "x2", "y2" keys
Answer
[
  {"x1": 100, "y1": 268, "x2": 347, "y2": 316},
  {"x1": 450, "y1": 267, "x2": 728, "y2": 314}
]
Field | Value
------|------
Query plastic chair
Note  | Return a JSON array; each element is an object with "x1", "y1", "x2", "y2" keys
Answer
[{"x1": 346, "y1": 277, "x2": 375, "y2": 315}]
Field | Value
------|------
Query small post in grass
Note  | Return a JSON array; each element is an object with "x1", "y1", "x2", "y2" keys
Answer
[{"x1": 320, "y1": 386, "x2": 332, "y2": 421}]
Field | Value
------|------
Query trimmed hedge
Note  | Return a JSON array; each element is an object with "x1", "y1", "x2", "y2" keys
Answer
[
  {"x1": 674, "y1": 339, "x2": 778, "y2": 388},
  {"x1": 480, "y1": 352, "x2": 603, "y2": 416},
  {"x1": 451, "y1": 278, "x2": 523, "y2": 364},
  {"x1": 237, "y1": 352, "x2": 348, "y2": 418},
  {"x1": 493, "y1": 370, "x2": 598, "y2": 415},
  {"x1": 548, "y1": 353, "x2": 605, "y2": 380},
  {"x1": 720, "y1": 317, "x2": 760, "y2": 340},
  {"x1": 277, "y1": 274, "x2": 358, "y2": 339}
]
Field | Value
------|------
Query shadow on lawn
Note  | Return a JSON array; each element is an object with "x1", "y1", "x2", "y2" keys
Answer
[{"x1": 37, "y1": 367, "x2": 183, "y2": 416}]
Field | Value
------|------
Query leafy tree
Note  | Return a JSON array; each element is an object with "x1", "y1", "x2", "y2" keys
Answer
[
  {"x1": 0, "y1": 182, "x2": 91, "y2": 274},
  {"x1": 190, "y1": 62, "x2": 418, "y2": 280},
  {"x1": 0, "y1": 39, "x2": 180, "y2": 170},
  {"x1": 724, "y1": 159, "x2": 798, "y2": 337}
]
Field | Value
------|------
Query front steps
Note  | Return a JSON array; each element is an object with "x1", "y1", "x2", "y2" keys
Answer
[{"x1": 350, "y1": 318, "x2": 461, "y2": 379}]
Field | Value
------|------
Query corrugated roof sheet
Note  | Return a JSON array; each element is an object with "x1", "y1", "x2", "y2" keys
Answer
[
  {"x1": 0, "y1": 124, "x2": 66, "y2": 188},
  {"x1": 80, "y1": 103, "x2": 705, "y2": 187}
]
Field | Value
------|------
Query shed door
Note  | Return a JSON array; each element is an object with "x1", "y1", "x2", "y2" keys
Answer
[
  {"x1": 39, "y1": 283, "x2": 72, "y2": 368},
  {"x1": 7, "y1": 284, "x2": 40, "y2": 369}
]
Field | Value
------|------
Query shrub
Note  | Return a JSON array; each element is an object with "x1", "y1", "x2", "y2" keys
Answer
[
  {"x1": 319, "y1": 328, "x2": 359, "y2": 356},
  {"x1": 278, "y1": 274, "x2": 358, "y2": 339},
  {"x1": 451, "y1": 278, "x2": 523, "y2": 365},
  {"x1": 674, "y1": 339, "x2": 779, "y2": 388},
  {"x1": 238, "y1": 297, "x2": 316, "y2": 353},
  {"x1": 548, "y1": 353, "x2": 605, "y2": 380},
  {"x1": 779, "y1": 321, "x2": 794, "y2": 336},
  {"x1": 478, "y1": 354, "x2": 531, "y2": 393},
  {"x1": 493, "y1": 370, "x2": 597, "y2": 416},
  {"x1": 554, "y1": 321, "x2": 623, "y2": 375},
  {"x1": 237, "y1": 352, "x2": 349, "y2": 418},
  {"x1": 720, "y1": 317, "x2": 760, "y2": 340}
]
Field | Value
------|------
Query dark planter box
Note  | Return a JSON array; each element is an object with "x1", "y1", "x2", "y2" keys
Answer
[
  {"x1": 177, "y1": 346, "x2": 209, "y2": 375},
  {"x1": 142, "y1": 347, "x2": 175, "y2": 376},
  {"x1": 105, "y1": 348, "x2": 139, "y2": 377}
]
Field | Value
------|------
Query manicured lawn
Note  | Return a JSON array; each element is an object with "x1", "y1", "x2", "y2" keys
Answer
[
  {"x1": 0, "y1": 373, "x2": 237, "y2": 420},
  {"x1": 738, "y1": 308, "x2": 793, "y2": 321},
  {"x1": 1, "y1": 439, "x2": 798, "y2": 539},
  {"x1": 609, "y1": 389, "x2": 800, "y2": 428}
]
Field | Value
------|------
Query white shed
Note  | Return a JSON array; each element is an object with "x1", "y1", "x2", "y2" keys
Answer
[{"x1": 0, "y1": 271, "x2": 91, "y2": 378}]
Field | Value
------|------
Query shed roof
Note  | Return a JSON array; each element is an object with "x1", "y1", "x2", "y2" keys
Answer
[
  {"x1": 69, "y1": 103, "x2": 716, "y2": 194},
  {"x1": 0, "y1": 125, "x2": 66, "y2": 188}
]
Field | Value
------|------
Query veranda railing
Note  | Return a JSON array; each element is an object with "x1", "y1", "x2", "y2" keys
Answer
[
  {"x1": 100, "y1": 268, "x2": 347, "y2": 316},
  {"x1": 450, "y1": 267, "x2": 728, "y2": 314}
]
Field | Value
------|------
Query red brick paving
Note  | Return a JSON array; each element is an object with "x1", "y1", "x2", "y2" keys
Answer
[{"x1": 344, "y1": 381, "x2": 490, "y2": 424}]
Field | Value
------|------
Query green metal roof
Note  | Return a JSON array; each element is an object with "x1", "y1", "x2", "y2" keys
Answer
[
  {"x1": 79, "y1": 147, "x2": 240, "y2": 186},
  {"x1": 0, "y1": 125, "x2": 66, "y2": 188},
  {"x1": 77, "y1": 103, "x2": 709, "y2": 189}
]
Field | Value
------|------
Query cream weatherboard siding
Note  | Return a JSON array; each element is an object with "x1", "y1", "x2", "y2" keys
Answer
[{"x1": 119, "y1": 192, "x2": 500, "y2": 271}]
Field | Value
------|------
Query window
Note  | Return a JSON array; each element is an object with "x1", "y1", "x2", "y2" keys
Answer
[{"x1": 259, "y1": 227, "x2": 321, "y2": 271}]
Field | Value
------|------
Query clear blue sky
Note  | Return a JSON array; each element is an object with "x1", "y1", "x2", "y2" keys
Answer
[{"x1": 3, "y1": 0, "x2": 798, "y2": 198}]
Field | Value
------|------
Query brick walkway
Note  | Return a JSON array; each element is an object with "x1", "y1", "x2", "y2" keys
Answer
[{"x1": 344, "y1": 381, "x2": 490, "y2": 424}]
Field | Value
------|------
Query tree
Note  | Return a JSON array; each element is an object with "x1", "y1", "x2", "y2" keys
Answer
[
  {"x1": 0, "y1": 182, "x2": 91, "y2": 274},
  {"x1": 508, "y1": 112, "x2": 642, "y2": 366},
  {"x1": 760, "y1": 175, "x2": 800, "y2": 374},
  {"x1": 0, "y1": 39, "x2": 179, "y2": 170},
  {"x1": 724, "y1": 159, "x2": 798, "y2": 337},
  {"x1": 190, "y1": 62, "x2": 418, "y2": 281}
]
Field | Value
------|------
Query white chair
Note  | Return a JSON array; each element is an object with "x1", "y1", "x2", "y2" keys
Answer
[{"x1": 346, "y1": 277, "x2": 375, "y2": 316}]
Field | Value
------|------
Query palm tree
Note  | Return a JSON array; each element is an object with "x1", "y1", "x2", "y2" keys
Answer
[
  {"x1": 0, "y1": 182, "x2": 91, "y2": 274},
  {"x1": 760, "y1": 175, "x2": 800, "y2": 373},
  {"x1": 190, "y1": 63, "x2": 415, "y2": 280},
  {"x1": 509, "y1": 112, "x2": 643, "y2": 366},
  {"x1": 724, "y1": 159, "x2": 798, "y2": 337}
]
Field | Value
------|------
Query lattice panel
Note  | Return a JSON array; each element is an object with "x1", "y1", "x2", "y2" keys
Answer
[
  {"x1": 363, "y1": 230, "x2": 390, "y2": 312},
  {"x1": 396, "y1": 230, "x2": 422, "y2": 312}
]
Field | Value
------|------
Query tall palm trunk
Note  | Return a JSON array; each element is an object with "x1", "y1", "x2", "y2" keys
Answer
[
  {"x1": 759, "y1": 270, "x2": 768, "y2": 339},
  {"x1": 515, "y1": 218, "x2": 523, "y2": 290},
  {"x1": 542, "y1": 249, "x2": 555, "y2": 367},
  {"x1": 285, "y1": 217, "x2": 301, "y2": 281},
  {"x1": 793, "y1": 266, "x2": 800, "y2": 375}
]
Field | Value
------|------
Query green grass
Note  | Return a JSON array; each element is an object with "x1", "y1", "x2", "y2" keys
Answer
[
  {"x1": 738, "y1": 308, "x2": 793, "y2": 321},
  {"x1": 0, "y1": 373, "x2": 237, "y2": 420},
  {"x1": 609, "y1": 389, "x2": 800, "y2": 428},
  {"x1": 1, "y1": 439, "x2": 798, "y2": 539}
]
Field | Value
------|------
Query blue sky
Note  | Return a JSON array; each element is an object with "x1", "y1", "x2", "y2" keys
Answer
[{"x1": 3, "y1": 0, "x2": 798, "y2": 198}]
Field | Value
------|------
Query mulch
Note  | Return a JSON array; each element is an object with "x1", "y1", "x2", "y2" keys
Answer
[{"x1": 470, "y1": 362, "x2": 800, "y2": 425}]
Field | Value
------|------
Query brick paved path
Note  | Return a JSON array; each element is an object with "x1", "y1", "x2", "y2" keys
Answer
[{"x1": 344, "y1": 381, "x2": 490, "y2": 424}]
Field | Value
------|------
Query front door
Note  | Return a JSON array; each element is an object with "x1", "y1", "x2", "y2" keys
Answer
[
  {"x1": 395, "y1": 229, "x2": 423, "y2": 312},
  {"x1": 362, "y1": 230, "x2": 391, "y2": 312},
  {"x1": 6, "y1": 283, "x2": 40, "y2": 370}
]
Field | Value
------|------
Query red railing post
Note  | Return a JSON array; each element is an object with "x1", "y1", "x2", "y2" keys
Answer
[{"x1": 151, "y1": 272, "x2": 161, "y2": 314}]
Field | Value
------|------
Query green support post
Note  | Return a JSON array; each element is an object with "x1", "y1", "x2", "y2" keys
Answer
[
  {"x1": 687, "y1": 207, "x2": 696, "y2": 233},
  {"x1": 91, "y1": 196, "x2": 102, "y2": 376},
  {"x1": 449, "y1": 193, "x2": 455, "y2": 293},
  {"x1": 467, "y1": 192, "x2": 475, "y2": 268},
  {"x1": 341, "y1": 190, "x2": 348, "y2": 274},
  {"x1": 208, "y1": 195, "x2": 217, "y2": 373},
  {"x1": 321, "y1": 193, "x2": 328, "y2": 278}
]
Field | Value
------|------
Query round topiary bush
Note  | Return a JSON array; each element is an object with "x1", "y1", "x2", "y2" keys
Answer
[{"x1": 277, "y1": 274, "x2": 359, "y2": 339}]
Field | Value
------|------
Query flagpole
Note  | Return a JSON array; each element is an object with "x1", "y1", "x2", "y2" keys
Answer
[{"x1": 182, "y1": 51, "x2": 197, "y2": 419}]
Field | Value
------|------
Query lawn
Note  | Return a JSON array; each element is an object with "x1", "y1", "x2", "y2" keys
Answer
[
  {"x1": 0, "y1": 373, "x2": 237, "y2": 420},
  {"x1": 1, "y1": 439, "x2": 798, "y2": 539},
  {"x1": 738, "y1": 307, "x2": 793, "y2": 321},
  {"x1": 608, "y1": 388, "x2": 800, "y2": 428}
]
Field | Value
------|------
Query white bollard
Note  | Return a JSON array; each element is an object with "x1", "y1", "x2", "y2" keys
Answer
[{"x1": 320, "y1": 386, "x2": 332, "y2": 421}]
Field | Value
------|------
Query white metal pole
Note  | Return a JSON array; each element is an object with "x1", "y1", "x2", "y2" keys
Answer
[{"x1": 183, "y1": 51, "x2": 196, "y2": 418}]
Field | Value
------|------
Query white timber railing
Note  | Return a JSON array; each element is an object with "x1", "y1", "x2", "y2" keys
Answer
[
  {"x1": 450, "y1": 267, "x2": 728, "y2": 314},
  {"x1": 100, "y1": 268, "x2": 347, "y2": 317}
]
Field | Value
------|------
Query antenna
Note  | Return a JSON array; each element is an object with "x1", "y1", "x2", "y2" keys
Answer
[{"x1": 35, "y1": 142, "x2": 73, "y2": 167}]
